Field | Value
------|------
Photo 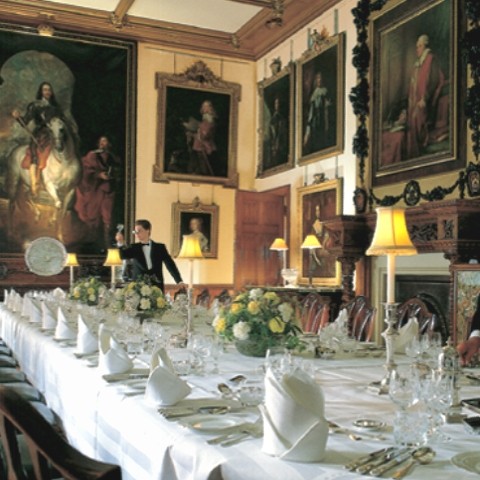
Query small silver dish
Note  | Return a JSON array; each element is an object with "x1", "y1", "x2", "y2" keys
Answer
[{"x1": 352, "y1": 418, "x2": 386, "y2": 431}]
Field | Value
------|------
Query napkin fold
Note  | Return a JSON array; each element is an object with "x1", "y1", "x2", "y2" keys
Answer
[
  {"x1": 21, "y1": 295, "x2": 32, "y2": 318},
  {"x1": 52, "y1": 287, "x2": 66, "y2": 299},
  {"x1": 98, "y1": 324, "x2": 133, "y2": 375},
  {"x1": 41, "y1": 302, "x2": 57, "y2": 330},
  {"x1": 260, "y1": 367, "x2": 328, "y2": 462},
  {"x1": 333, "y1": 308, "x2": 348, "y2": 326},
  {"x1": 75, "y1": 314, "x2": 98, "y2": 355},
  {"x1": 145, "y1": 347, "x2": 191, "y2": 406},
  {"x1": 29, "y1": 299, "x2": 42, "y2": 324},
  {"x1": 394, "y1": 316, "x2": 419, "y2": 354},
  {"x1": 54, "y1": 307, "x2": 76, "y2": 340}
]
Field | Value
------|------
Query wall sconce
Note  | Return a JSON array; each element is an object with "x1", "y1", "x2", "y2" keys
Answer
[
  {"x1": 37, "y1": 23, "x2": 55, "y2": 37},
  {"x1": 177, "y1": 235, "x2": 204, "y2": 336},
  {"x1": 366, "y1": 206, "x2": 417, "y2": 393},
  {"x1": 64, "y1": 253, "x2": 79, "y2": 290},
  {"x1": 103, "y1": 248, "x2": 123, "y2": 290},
  {"x1": 301, "y1": 234, "x2": 322, "y2": 288}
]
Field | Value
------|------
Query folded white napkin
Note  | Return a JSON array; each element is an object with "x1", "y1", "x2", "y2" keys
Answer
[
  {"x1": 334, "y1": 308, "x2": 348, "y2": 326},
  {"x1": 394, "y1": 316, "x2": 419, "y2": 354},
  {"x1": 260, "y1": 367, "x2": 328, "y2": 462},
  {"x1": 21, "y1": 295, "x2": 32, "y2": 318},
  {"x1": 145, "y1": 347, "x2": 191, "y2": 406},
  {"x1": 98, "y1": 324, "x2": 133, "y2": 375},
  {"x1": 29, "y1": 299, "x2": 42, "y2": 323},
  {"x1": 52, "y1": 287, "x2": 66, "y2": 299},
  {"x1": 3, "y1": 289, "x2": 8, "y2": 305},
  {"x1": 75, "y1": 314, "x2": 98, "y2": 355},
  {"x1": 41, "y1": 302, "x2": 57, "y2": 330},
  {"x1": 54, "y1": 307, "x2": 76, "y2": 340},
  {"x1": 13, "y1": 292, "x2": 23, "y2": 313}
]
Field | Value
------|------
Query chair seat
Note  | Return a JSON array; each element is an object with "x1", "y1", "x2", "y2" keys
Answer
[
  {"x1": 0, "y1": 369, "x2": 26, "y2": 383},
  {"x1": 0, "y1": 346, "x2": 11, "y2": 356},
  {"x1": 30, "y1": 401, "x2": 57, "y2": 426},
  {"x1": 0, "y1": 355, "x2": 16, "y2": 368},
  {"x1": 3, "y1": 382, "x2": 41, "y2": 402}
]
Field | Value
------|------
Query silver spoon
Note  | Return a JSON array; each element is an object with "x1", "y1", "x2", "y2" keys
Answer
[
  {"x1": 229, "y1": 374, "x2": 246, "y2": 384},
  {"x1": 390, "y1": 446, "x2": 435, "y2": 479}
]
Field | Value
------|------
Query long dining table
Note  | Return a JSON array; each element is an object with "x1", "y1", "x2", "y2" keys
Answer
[{"x1": 1, "y1": 301, "x2": 480, "y2": 480}]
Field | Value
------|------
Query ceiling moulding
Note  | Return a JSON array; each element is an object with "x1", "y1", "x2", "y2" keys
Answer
[{"x1": 0, "y1": 0, "x2": 341, "y2": 60}]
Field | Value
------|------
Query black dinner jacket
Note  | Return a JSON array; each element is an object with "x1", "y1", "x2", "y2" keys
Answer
[
  {"x1": 119, "y1": 241, "x2": 182, "y2": 291},
  {"x1": 471, "y1": 303, "x2": 480, "y2": 333}
]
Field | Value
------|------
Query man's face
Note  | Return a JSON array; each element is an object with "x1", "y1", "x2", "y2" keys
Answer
[
  {"x1": 42, "y1": 84, "x2": 52, "y2": 100},
  {"x1": 98, "y1": 137, "x2": 109, "y2": 150},
  {"x1": 133, "y1": 225, "x2": 150, "y2": 243},
  {"x1": 416, "y1": 40, "x2": 425, "y2": 57}
]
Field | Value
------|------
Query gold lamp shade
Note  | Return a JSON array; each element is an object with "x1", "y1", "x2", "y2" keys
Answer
[
  {"x1": 301, "y1": 234, "x2": 321, "y2": 249},
  {"x1": 177, "y1": 235, "x2": 203, "y2": 259},
  {"x1": 103, "y1": 248, "x2": 123, "y2": 267},
  {"x1": 64, "y1": 253, "x2": 79, "y2": 267},
  {"x1": 366, "y1": 207, "x2": 417, "y2": 257},
  {"x1": 270, "y1": 237, "x2": 288, "y2": 250}
]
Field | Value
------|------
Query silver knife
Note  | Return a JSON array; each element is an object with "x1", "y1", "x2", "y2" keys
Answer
[
  {"x1": 344, "y1": 447, "x2": 395, "y2": 471},
  {"x1": 369, "y1": 449, "x2": 413, "y2": 477},
  {"x1": 356, "y1": 448, "x2": 408, "y2": 474}
]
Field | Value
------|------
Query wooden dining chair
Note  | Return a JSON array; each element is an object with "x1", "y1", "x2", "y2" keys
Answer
[
  {"x1": 344, "y1": 296, "x2": 376, "y2": 342},
  {"x1": 195, "y1": 288, "x2": 211, "y2": 308},
  {"x1": 299, "y1": 293, "x2": 329, "y2": 334},
  {"x1": 0, "y1": 385, "x2": 122, "y2": 480}
]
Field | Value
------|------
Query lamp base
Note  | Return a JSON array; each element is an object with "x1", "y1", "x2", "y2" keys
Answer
[{"x1": 368, "y1": 303, "x2": 399, "y2": 395}]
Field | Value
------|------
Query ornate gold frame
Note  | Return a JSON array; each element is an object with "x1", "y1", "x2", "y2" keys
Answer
[
  {"x1": 153, "y1": 61, "x2": 240, "y2": 187},
  {"x1": 297, "y1": 178, "x2": 343, "y2": 287}
]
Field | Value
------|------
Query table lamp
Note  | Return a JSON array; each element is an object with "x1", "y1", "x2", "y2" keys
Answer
[
  {"x1": 103, "y1": 248, "x2": 123, "y2": 290},
  {"x1": 64, "y1": 253, "x2": 79, "y2": 290},
  {"x1": 301, "y1": 234, "x2": 322, "y2": 288},
  {"x1": 270, "y1": 237, "x2": 288, "y2": 285},
  {"x1": 366, "y1": 206, "x2": 417, "y2": 393},
  {"x1": 177, "y1": 235, "x2": 204, "y2": 336}
]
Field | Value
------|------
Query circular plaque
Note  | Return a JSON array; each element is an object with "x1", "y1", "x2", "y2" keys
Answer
[{"x1": 25, "y1": 237, "x2": 67, "y2": 276}]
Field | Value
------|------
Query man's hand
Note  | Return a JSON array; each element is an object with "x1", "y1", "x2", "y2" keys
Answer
[{"x1": 457, "y1": 336, "x2": 480, "y2": 366}]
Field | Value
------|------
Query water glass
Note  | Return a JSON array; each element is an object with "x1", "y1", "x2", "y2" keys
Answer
[{"x1": 393, "y1": 410, "x2": 429, "y2": 446}]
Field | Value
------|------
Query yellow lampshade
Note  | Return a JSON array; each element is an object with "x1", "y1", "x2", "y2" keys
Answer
[
  {"x1": 103, "y1": 248, "x2": 123, "y2": 267},
  {"x1": 366, "y1": 207, "x2": 417, "y2": 256},
  {"x1": 301, "y1": 234, "x2": 321, "y2": 249},
  {"x1": 177, "y1": 235, "x2": 203, "y2": 259},
  {"x1": 270, "y1": 238, "x2": 288, "y2": 250},
  {"x1": 64, "y1": 253, "x2": 79, "y2": 267}
]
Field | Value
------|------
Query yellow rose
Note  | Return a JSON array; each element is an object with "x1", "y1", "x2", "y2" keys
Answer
[
  {"x1": 247, "y1": 301, "x2": 260, "y2": 315},
  {"x1": 213, "y1": 317, "x2": 226, "y2": 333},
  {"x1": 268, "y1": 317, "x2": 285, "y2": 333},
  {"x1": 87, "y1": 287, "x2": 95, "y2": 295},
  {"x1": 156, "y1": 297, "x2": 166, "y2": 308},
  {"x1": 264, "y1": 292, "x2": 279, "y2": 304},
  {"x1": 231, "y1": 303, "x2": 242, "y2": 314},
  {"x1": 73, "y1": 291, "x2": 80, "y2": 299}
]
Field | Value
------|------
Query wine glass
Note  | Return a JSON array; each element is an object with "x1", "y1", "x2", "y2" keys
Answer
[{"x1": 425, "y1": 370, "x2": 453, "y2": 443}]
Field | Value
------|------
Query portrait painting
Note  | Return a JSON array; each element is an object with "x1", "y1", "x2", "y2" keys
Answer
[
  {"x1": 453, "y1": 265, "x2": 480, "y2": 344},
  {"x1": 257, "y1": 62, "x2": 295, "y2": 178},
  {"x1": 298, "y1": 179, "x2": 342, "y2": 286},
  {"x1": 153, "y1": 61, "x2": 240, "y2": 187},
  {"x1": 297, "y1": 32, "x2": 345, "y2": 165},
  {"x1": 372, "y1": 0, "x2": 463, "y2": 187},
  {"x1": 171, "y1": 199, "x2": 219, "y2": 259},
  {"x1": 0, "y1": 24, "x2": 135, "y2": 256}
]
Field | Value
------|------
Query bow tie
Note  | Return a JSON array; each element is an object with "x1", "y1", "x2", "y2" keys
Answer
[{"x1": 141, "y1": 242, "x2": 150, "y2": 246}]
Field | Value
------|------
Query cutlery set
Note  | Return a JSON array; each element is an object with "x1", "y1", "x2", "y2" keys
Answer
[{"x1": 345, "y1": 446, "x2": 435, "y2": 478}]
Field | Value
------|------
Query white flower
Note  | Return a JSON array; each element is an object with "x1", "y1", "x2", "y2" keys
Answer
[
  {"x1": 88, "y1": 294, "x2": 96, "y2": 303},
  {"x1": 249, "y1": 288, "x2": 263, "y2": 300},
  {"x1": 233, "y1": 321, "x2": 251, "y2": 340},
  {"x1": 139, "y1": 298, "x2": 151, "y2": 310},
  {"x1": 140, "y1": 285, "x2": 152, "y2": 297},
  {"x1": 278, "y1": 302, "x2": 293, "y2": 322}
]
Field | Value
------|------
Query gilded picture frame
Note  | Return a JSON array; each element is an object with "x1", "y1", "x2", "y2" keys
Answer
[
  {"x1": 297, "y1": 33, "x2": 345, "y2": 165},
  {"x1": 452, "y1": 264, "x2": 480, "y2": 345},
  {"x1": 0, "y1": 23, "x2": 136, "y2": 256},
  {"x1": 371, "y1": 0, "x2": 464, "y2": 187},
  {"x1": 153, "y1": 61, "x2": 240, "y2": 188},
  {"x1": 298, "y1": 178, "x2": 343, "y2": 287},
  {"x1": 171, "y1": 199, "x2": 219, "y2": 259},
  {"x1": 257, "y1": 62, "x2": 295, "y2": 178}
]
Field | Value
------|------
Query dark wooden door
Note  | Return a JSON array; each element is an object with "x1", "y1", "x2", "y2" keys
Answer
[{"x1": 234, "y1": 188, "x2": 289, "y2": 290}]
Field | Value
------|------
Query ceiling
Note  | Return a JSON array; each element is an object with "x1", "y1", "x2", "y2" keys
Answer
[{"x1": 0, "y1": 0, "x2": 340, "y2": 59}]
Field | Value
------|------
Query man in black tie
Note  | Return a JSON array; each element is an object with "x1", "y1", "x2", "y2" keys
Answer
[
  {"x1": 457, "y1": 296, "x2": 480, "y2": 366},
  {"x1": 117, "y1": 219, "x2": 184, "y2": 292}
]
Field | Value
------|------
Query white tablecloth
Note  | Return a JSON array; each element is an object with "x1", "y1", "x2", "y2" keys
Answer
[{"x1": 1, "y1": 304, "x2": 479, "y2": 480}]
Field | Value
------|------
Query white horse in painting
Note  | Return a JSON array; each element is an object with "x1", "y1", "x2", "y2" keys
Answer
[{"x1": 6, "y1": 116, "x2": 81, "y2": 239}]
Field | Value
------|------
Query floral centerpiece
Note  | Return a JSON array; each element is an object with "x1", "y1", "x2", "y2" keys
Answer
[
  {"x1": 70, "y1": 277, "x2": 108, "y2": 305},
  {"x1": 212, "y1": 288, "x2": 302, "y2": 356},
  {"x1": 110, "y1": 275, "x2": 171, "y2": 319}
]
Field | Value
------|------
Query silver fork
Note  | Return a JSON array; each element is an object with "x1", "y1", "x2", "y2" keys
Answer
[{"x1": 207, "y1": 420, "x2": 263, "y2": 446}]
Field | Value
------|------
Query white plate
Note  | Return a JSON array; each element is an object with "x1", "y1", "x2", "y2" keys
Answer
[
  {"x1": 188, "y1": 415, "x2": 245, "y2": 433},
  {"x1": 451, "y1": 452, "x2": 480, "y2": 474}
]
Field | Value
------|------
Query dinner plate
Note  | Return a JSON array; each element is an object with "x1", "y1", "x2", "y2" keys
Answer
[
  {"x1": 451, "y1": 451, "x2": 480, "y2": 474},
  {"x1": 187, "y1": 415, "x2": 245, "y2": 433}
]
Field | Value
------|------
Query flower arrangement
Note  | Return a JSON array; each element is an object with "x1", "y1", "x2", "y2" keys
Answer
[
  {"x1": 111, "y1": 275, "x2": 171, "y2": 318},
  {"x1": 70, "y1": 277, "x2": 107, "y2": 305},
  {"x1": 213, "y1": 288, "x2": 302, "y2": 355}
]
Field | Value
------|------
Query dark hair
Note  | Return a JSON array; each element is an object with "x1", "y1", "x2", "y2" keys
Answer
[
  {"x1": 135, "y1": 219, "x2": 151, "y2": 231},
  {"x1": 36, "y1": 82, "x2": 59, "y2": 106}
]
